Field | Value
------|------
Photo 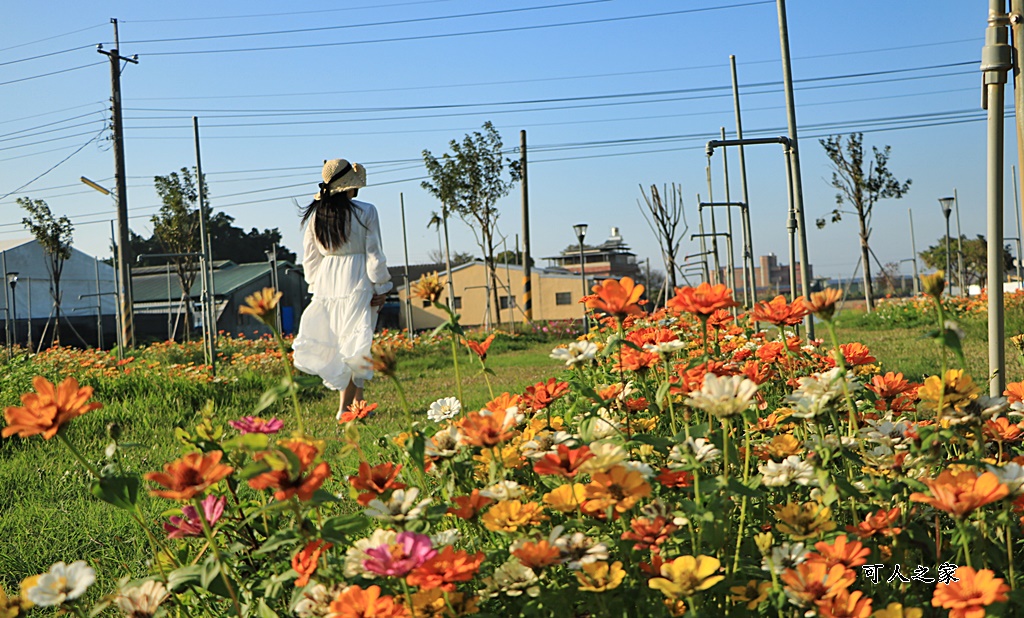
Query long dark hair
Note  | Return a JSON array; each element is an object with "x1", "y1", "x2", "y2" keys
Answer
[{"x1": 300, "y1": 192, "x2": 359, "y2": 251}]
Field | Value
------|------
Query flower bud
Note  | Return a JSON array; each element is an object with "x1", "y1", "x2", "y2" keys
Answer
[{"x1": 920, "y1": 271, "x2": 945, "y2": 298}]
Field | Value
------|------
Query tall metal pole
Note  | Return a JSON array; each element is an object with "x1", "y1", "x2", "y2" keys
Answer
[
  {"x1": 944, "y1": 214, "x2": 952, "y2": 284},
  {"x1": 954, "y1": 189, "x2": 966, "y2": 295},
  {"x1": 704, "y1": 165, "x2": 721, "y2": 284},
  {"x1": 100, "y1": 19, "x2": 137, "y2": 350},
  {"x1": 193, "y1": 116, "x2": 216, "y2": 375},
  {"x1": 784, "y1": 147, "x2": 799, "y2": 303},
  {"x1": 909, "y1": 209, "x2": 921, "y2": 296},
  {"x1": 1014, "y1": 166, "x2": 1024, "y2": 284},
  {"x1": 984, "y1": 0, "x2": 1010, "y2": 395},
  {"x1": 697, "y1": 194, "x2": 710, "y2": 283},
  {"x1": 730, "y1": 55, "x2": 757, "y2": 304},
  {"x1": 400, "y1": 193, "x2": 414, "y2": 333},
  {"x1": 720, "y1": 128, "x2": 739, "y2": 307},
  {"x1": 271, "y1": 242, "x2": 282, "y2": 333},
  {"x1": 776, "y1": 0, "x2": 813, "y2": 338},
  {"x1": 26, "y1": 279, "x2": 32, "y2": 353},
  {"x1": 1, "y1": 251, "x2": 9, "y2": 353},
  {"x1": 109, "y1": 220, "x2": 123, "y2": 358},
  {"x1": 578, "y1": 239, "x2": 588, "y2": 333},
  {"x1": 9, "y1": 280, "x2": 17, "y2": 348},
  {"x1": 165, "y1": 263, "x2": 172, "y2": 340},
  {"x1": 520, "y1": 130, "x2": 533, "y2": 324},
  {"x1": 93, "y1": 259, "x2": 103, "y2": 348}
]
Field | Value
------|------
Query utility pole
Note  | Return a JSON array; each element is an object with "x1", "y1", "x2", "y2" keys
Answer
[
  {"x1": 719, "y1": 127, "x2": 739, "y2": 308},
  {"x1": 98, "y1": 18, "x2": 138, "y2": 349},
  {"x1": 520, "y1": 130, "x2": 533, "y2": 324},
  {"x1": 193, "y1": 117, "x2": 216, "y2": 375},
  {"x1": 730, "y1": 55, "x2": 757, "y2": 304},
  {"x1": 775, "y1": 0, "x2": 813, "y2": 338},
  {"x1": 908, "y1": 208, "x2": 921, "y2": 296}
]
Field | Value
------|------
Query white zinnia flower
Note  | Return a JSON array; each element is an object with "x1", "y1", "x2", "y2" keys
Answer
[
  {"x1": 681, "y1": 437, "x2": 722, "y2": 464},
  {"x1": 761, "y1": 542, "x2": 807, "y2": 574},
  {"x1": 642, "y1": 340, "x2": 687, "y2": 356},
  {"x1": 786, "y1": 367, "x2": 859, "y2": 419},
  {"x1": 621, "y1": 460, "x2": 656, "y2": 479},
  {"x1": 481, "y1": 480, "x2": 528, "y2": 501},
  {"x1": 479, "y1": 557, "x2": 541, "y2": 598},
  {"x1": 427, "y1": 397, "x2": 461, "y2": 423},
  {"x1": 431, "y1": 528, "x2": 462, "y2": 547},
  {"x1": 115, "y1": 580, "x2": 168, "y2": 618},
  {"x1": 26, "y1": 560, "x2": 96, "y2": 606},
  {"x1": 553, "y1": 532, "x2": 610, "y2": 570},
  {"x1": 684, "y1": 373, "x2": 758, "y2": 419},
  {"x1": 425, "y1": 425, "x2": 463, "y2": 459},
  {"x1": 364, "y1": 488, "x2": 430, "y2": 523},
  {"x1": 987, "y1": 462, "x2": 1024, "y2": 496},
  {"x1": 550, "y1": 340, "x2": 598, "y2": 367},
  {"x1": 759, "y1": 456, "x2": 817, "y2": 487}
]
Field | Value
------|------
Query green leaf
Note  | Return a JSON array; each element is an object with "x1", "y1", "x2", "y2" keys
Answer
[
  {"x1": 321, "y1": 513, "x2": 371, "y2": 542},
  {"x1": 238, "y1": 459, "x2": 274, "y2": 481},
  {"x1": 725, "y1": 476, "x2": 763, "y2": 499},
  {"x1": 408, "y1": 432, "x2": 426, "y2": 475},
  {"x1": 221, "y1": 432, "x2": 271, "y2": 451},
  {"x1": 253, "y1": 378, "x2": 294, "y2": 415},
  {"x1": 200, "y1": 558, "x2": 221, "y2": 589},
  {"x1": 255, "y1": 528, "x2": 300, "y2": 556},
  {"x1": 655, "y1": 381, "x2": 672, "y2": 407},
  {"x1": 257, "y1": 599, "x2": 280, "y2": 618},
  {"x1": 89, "y1": 474, "x2": 140, "y2": 510},
  {"x1": 166, "y1": 565, "x2": 202, "y2": 592},
  {"x1": 628, "y1": 434, "x2": 673, "y2": 453}
]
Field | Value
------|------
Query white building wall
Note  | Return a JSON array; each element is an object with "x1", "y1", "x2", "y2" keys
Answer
[{"x1": 0, "y1": 239, "x2": 117, "y2": 320}]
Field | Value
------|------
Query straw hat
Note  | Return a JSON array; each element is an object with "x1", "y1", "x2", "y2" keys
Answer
[{"x1": 316, "y1": 158, "x2": 366, "y2": 199}]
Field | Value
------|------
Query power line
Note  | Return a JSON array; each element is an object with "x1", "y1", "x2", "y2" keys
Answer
[
  {"x1": 0, "y1": 127, "x2": 108, "y2": 153},
  {"x1": 0, "y1": 24, "x2": 105, "y2": 53},
  {"x1": 0, "y1": 114, "x2": 107, "y2": 142},
  {"x1": 0, "y1": 128, "x2": 106, "y2": 201},
  {"x1": 124, "y1": 0, "x2": 462, "y2": 23},
  {"x1": 120, "y1": 0, "x2": 612, "y2": 44},
  {"x1": 0, "y1": 101, "x2": 107, "y2": 126},
  {"x1": 0, "y1": 44, "x2": 96, "y2": 67},
  {"x1": 134, "y1": 2, "x2": 776, "y2": 56},
  {"x1": 0, "y1": 61, "x2": 105, "y2": 87}
]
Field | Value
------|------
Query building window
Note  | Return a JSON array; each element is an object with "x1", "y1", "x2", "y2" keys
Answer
[
  {"x1": 453, "y1": 296, "x2": 462, "y2": 309},
  {"x1": 555, "y1": 292, "x2": 572, "y2": 305},
  {"x1": 421, "y1": 299, "x2": 431, "y2": 307},
  {"x1": 499, "y1": 295, "x2": 515, "y2": 309}
]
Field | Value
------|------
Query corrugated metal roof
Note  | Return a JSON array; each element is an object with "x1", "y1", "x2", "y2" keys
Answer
[
  {"x1": 0, "y1": 238, "x2": 34, "y2": 252},
  {"x1": 132, "y1": 262, "x2": 282, "y2": 302}
]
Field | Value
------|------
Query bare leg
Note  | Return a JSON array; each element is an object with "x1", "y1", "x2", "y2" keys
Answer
[{"x1": 341, "y1": 379, "x2": 364, "y2": 412}]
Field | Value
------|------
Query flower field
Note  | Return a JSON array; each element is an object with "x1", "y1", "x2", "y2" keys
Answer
[{"x1": 4, "y1": 276, "x2": 1024, "y2": 617}]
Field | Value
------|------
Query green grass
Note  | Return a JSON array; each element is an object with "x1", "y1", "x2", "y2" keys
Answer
[{"x1": 0, "y1": 339, "x2": 567, "y2": 595}]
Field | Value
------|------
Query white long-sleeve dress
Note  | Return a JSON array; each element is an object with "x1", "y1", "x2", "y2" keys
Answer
[{"x1": 293, "y1": 199, "x2": 393, "y2": 390}]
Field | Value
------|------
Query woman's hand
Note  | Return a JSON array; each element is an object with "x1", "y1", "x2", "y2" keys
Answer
[{"x1": 370, "y1": 293, "x2": 387, "y2": 311}]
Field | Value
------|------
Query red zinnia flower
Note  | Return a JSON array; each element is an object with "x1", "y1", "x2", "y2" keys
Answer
[
  {"x1": 348, "y1": 461, "x2": 407, "y2": 506},
  {"x1": 532, "y1": 444, "x2": 594, "y2": 478}
]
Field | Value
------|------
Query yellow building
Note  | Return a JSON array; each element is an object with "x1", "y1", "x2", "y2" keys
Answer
[{"x1": 394, "y1": 261, "x2": 586, "y2": 330}]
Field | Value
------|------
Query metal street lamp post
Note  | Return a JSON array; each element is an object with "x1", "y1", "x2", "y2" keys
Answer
[
  {"x1": 573, "y1": 223, "x2": 588, "y2": 333},
  {"x1": 939, "y1": 197, "x2": 955, "y2": 290},
  {"x1": 6, "y1": 272, "x2": 19, "y2": 347},
  {"x1": 265, "y1": 245, "x2": 282, "y2": 333}
]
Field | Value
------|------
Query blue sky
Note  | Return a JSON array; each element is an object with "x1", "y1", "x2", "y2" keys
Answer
[{"x1": 0, "y1": 0, "x2": 1009, "y2": 282}]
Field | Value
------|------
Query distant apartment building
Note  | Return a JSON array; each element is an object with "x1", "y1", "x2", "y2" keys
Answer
[
  {"x1": 543, "y1": 226, "x2": 642, "y2": 282},
  {"x1": 727, "y1": 253, "x2": 813, "y2": 296}
]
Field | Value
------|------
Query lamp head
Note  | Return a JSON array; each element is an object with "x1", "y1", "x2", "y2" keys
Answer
[
  {"x1": 938, "y1": 197, "x2": 955, "y2": 218},
  {"x1": 572, "y1": 223, "x2": 588, "y2": 242},
  {"x1": 6, "y1": 272, "x2": 18, "y2": 286}
]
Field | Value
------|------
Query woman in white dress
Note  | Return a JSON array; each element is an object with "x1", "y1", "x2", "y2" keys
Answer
[{"x1": 292, "y1": 159, "x2": 392, "y2": 416}]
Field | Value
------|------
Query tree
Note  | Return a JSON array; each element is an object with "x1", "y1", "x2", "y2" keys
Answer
[
  {"x1": 874, "y1": 261, "x2": 902, "y2": 296},
  {"x1": 422, "y1": 122, "x2": 521, "y2": 329},
  {"x1": 637, "y1": 183, "x2": 687, "y2": 290},
  {"x1": 818, "y1": 133, "x2": 911, "y2": 312},
  {"x1": 19, "y1": 197, "x2": 73, "y2": 349},
  {"x1": 919, "y1": 234, "x2": 1013, "y2": 289},
  {"x1": 427, "y1": 249, "x2": 474, "y2": 266},
  {"x1": 151, "y1": 168, "x2": 206, "y2": 337},
  {"x1": 494, "y1": 249, "x2": 534, "y2": 268},
  {"x1": 130, "y1": 212, "x2": 295, "y2": 265}
]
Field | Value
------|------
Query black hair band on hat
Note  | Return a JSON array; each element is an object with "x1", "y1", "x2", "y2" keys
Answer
[{"x1": 317, "y1": 162, "x2": 354, "y2": 200}]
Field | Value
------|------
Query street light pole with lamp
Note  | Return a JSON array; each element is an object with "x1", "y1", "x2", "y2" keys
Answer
[
  {"x1": 939, "y1": 197, "x2": 955, "y2": 290},
  {"x1": 573, "y1": 223, "x2": 588, "y2": 333},
  {"x1": 7, "y1": 273, "x2": 19, "y2": 347},
  {"x1": 265, "y1": 244, "x2": 282, "y2": 333}
]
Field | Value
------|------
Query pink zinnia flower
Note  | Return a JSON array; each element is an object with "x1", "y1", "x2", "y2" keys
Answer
[
  {"x1": 163, "y1": 495, "x2": 226, "y2": 539},
  {"x1": 362, "y1": 531, "x2": 436, "y2": 577},
  {"x1": 228, "y1": 416, "x2": 284, "y2": 434}
]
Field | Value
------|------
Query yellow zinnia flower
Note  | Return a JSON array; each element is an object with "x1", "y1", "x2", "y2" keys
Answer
[
  {"x1": 730, "y1": 580, "x2": 772, "y2": 610},
  {"x1": 575, "y1": 561, "x2": 626, "y2": 592},
  {"x1": 542, "y1": 483, "x2": 587, "y2": 513},
  {"x1": 480, "y1": 500, "x2": 547, "y2": 533},
  {"x1": 766, "y1": 434, "x2": 803, "y2": 459},
  {"x1": 582, "y1": 465, "x2": 652, "y2": 517},
  {"x1": 648, "y1": 555, "x2": 723, "y2": 600},
  {"x1": 918, "y1": 369, "x2": 980, "y2": 415},
  {"x1": 238, "y1": 287, "x2": 282, "y2": 323},
  {"x1": 871, "y1": 602, "x2": 923, "y2": 618},
  {"x1": 773, "y1": 501, "x2": 836, "y2": 540}
]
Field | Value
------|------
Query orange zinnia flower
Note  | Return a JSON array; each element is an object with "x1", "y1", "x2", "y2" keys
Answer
[
  {"x1": 339, "y1": 400, "x2": 378, "y2": 424},
  {"x1": 239, "y1": 287, "x2": 282, "y2": 321},
  {"x1": 458, "y1": 409, "x2": 516, "y2": 447},
  {"x1": 780, "y1": 561, "x2": 854, "y2": 606},
  {"x1": 462, "y1": 334, "x2": 496, "y2": 362},
  {"x1": 582, "y1": 465, "x2": 652, "y2": 517},
  {"x1": 248, "y1": 438, "x2": 331, "y2": 502},
  {"x1": 806, "y1": 535, "x2": 870, "y2": 570},
  {"x1": 621, "y1": 516, "x2": 678, "y2": 553},
  {"x1": 412, "y1": 271, "x2": 444, "y2": 304},
  {"x1": 145, "y1": 451, "x2": 234, "y2": 501},
  {"x1": 348, "y1": 461, "x2": 407, "y2": 506},
  {"x1": 523, "y1": 378, "x2": 570, "y2": 412},
  {"x1": 931, "y1": 567, "x2": 1009, "y2": 618},
  {"x1": 485, "y1": 392, "x2": 522, "y2": 414},
  {"x1": 511, "y1": 539, "x2": 561, "y2": 569},
  {"x1": 846, "y1": 507, "x2": 902, "y2": 539},
  {"x1": 751, "y1": 295, "x2": 809, "y2": 326},
  {"x1": 984, "y1": 417, "x2": 1024, "y2": 443},
  {"x1": 328, "y1": 585, "x2": 409, "y2": 618},
  {"x1": 1004, "y1": 381, "x2": 1024, "y2": 404},
  {"x1": 656, "y1": 468, "x2": 694, "y2": 488},
  {"x1": 666, "y1": 283, "x2": 738, "y2": 317},
  {"x1": 839, "y1": 343, "x2": 876, "y2": 367},
  {"x1": 532, "y1": 444, "x2": 594, "y2": 478},
  {"x1": 447, "y1": 489, "x2": 493, "y2": 520},
  {"x1": 3, "y1": 376, "x2": 103, "y2": 440},
  {"x1": 586, "y1": 277, "x2": 645, "y2": 318},
  {"x1": 909, "y1": 469, "x2": 1009, "y2": 518},
  {"x1": 406, "y1": 546, "x2": 484, "y2": 591},
  {"x1": 806, "y1": 288, "x2": 843, "y2": 321},
  {"x1": 293, "y1": 539, "x2": 332, "y2": 587},
  {"x1": 815, "y1": 589, "x2": 873, "y2": 618}
]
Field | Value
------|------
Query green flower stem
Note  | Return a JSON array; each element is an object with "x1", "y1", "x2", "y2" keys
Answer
[
  {"x1": 390, "y1": 375, "x2": 413, "y2": 428},
  {"x1": 956, "y1": 518, "x2": 973, "y2": 568},
  {"x1": 732, "y1": 412, "x2": 753, "y2": 574},
  {"x1": 450, "y1": 334, "x2": 465, "y2": 405},
  {"x1": 56, "y1": 432, "x2": 102, "y2": 480},
  {"x1": 481, "y1": 365, "x2": 495, "y2": 400},
  {"x1": 131, "y1": 505, "x2": 177, "y2": 575},
  {"x1": 823, "y1": 320, "x2": 859, "y2": 435},
  {"x1": 663, "y1": 358, "x2": 679, "y2": 436},
  {"x1": 193, "y1": 496, "x2": 243, "y2": 617},
  {"x1": 933, "y1": 297, "x2": 948, "y2": 419},
  {"x1": 1006, "y1": 505, "x2": 1016, "y2": 589},
  {"x1": 272, "y1": 324, "x2": 305, "y2": 436}
]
